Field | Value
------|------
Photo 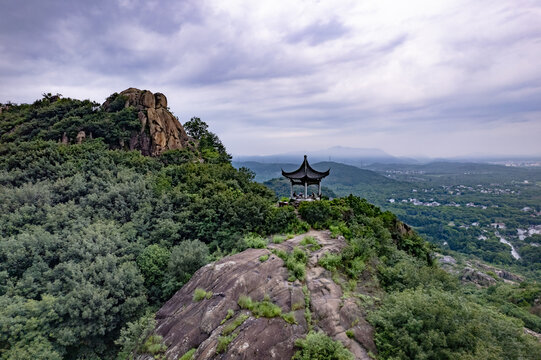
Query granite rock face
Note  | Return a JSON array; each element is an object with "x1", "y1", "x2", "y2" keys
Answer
[
  {"x1": 145, "y1": 230, "x2": 376, "y2": 360},
  {"x1": 103, "y1": 88, "x2": 190, "y2": 156}
]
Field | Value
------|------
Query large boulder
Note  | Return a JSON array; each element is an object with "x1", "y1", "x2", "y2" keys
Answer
[
  {"x1": 103, "y1": 88, "x2": 189, "y2": 156},
  {"x1": 144, "y1": 230, "x2": 376, "y2": 360}
]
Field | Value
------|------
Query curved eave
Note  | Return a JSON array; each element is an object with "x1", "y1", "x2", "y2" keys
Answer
[{"x1": 281, "y1": 168, "x2": 330, "y2": 181}]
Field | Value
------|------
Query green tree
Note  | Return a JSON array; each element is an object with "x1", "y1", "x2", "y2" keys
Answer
[
  {"x1": 183, "y1": 117, "x2": 208, "y2": 140},
  {"x1": 162, "y1": 240, "x2": 209, "y2": 298},
  {"x1": 137, "y1": 245, "x2": 171, "y2": 301}
]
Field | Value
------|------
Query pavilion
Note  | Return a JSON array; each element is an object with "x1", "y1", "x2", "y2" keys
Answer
[{"x1": 282, "y1": 155, "x2": 330, "y2": 199}]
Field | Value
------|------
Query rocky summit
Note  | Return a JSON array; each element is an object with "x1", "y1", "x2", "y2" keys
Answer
[
  {"x1": 103, "y1": 87, "x2": 190, "y2": 156},
  {"x1": 140, "y1": 230, "x2": 377, "y2": 360}
]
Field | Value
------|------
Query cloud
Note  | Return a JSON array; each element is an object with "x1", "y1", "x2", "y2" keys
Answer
[
  {"x1": 286, "y1": 18, "x2": 350, "y2": 46},
  {"x1": 1, "y1": 0, "x2": 540, "y2": 157}
]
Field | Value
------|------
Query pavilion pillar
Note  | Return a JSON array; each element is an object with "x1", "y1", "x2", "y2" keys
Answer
[
  {"x1": 304, "y1": 182, "x2": 307, "y2": 198},
  {"x1": 318, "y1": 182, "x2": 321, "y2": 197},
  {"x1": 290, "y1": 180, "x2": 293, "y2": 199}
]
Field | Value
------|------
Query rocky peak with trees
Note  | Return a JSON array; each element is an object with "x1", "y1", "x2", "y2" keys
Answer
[{"x1": 102, "y1": 88, "x2": 190, "y2": 156}]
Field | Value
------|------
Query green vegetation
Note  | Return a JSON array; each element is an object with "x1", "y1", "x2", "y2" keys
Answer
[
  {"x1": 273, "y1": 246, "x2": 309, "y2": 281},
  {"x1": 345, "y1": 329, "x2": 354, "y2": 339},
  {"x1": 242, "y1": 234, "x2": 267, "y2": 249},
  {"x1": 318, "y1": 252, "x2": 342, "y2": 272},
  {"x1": 222, "y1": 313, "x2": 249, "y2": 336},
  {"x1": 0, "y1": 95, "x2": 313, "y2": 359},
  {"x1": 302, "y1": 285, "x2": 312, "y2": 330},
  {"x1": 300, "y1": 235, "x2": 321, "y2": 250},
  {"x1": 292, "y1": 196, "x2": 541, "y2": 359},
  {"x1": 115, "y1": 312, "x2": 157, "y2": 360},
  {"x1": 282, "y1": 311, "x2": 297, "y2": 324},
  {"x1": 193, "y1": 288, "x2": 213, "y2": 301},
  {"x1": 292, "y1": 331, "x2": 354, "y2": 360},
  {"x1": 179, "y1": 348, "x2": 196, "y2": 360},
  {"x1": 238, "y1": 295, "x2": 282, "y2": 318},
  {"x1": 139, "y1": 335, "x2": 167, "y2": 357},
  {"x1": 216, "y1": 333, "x2": 238, "y2": 354},
  {"x1": 220, "y1": 309, "x2": 235, "y2": 325},
  {"x1": 237, "y1": 294, "x2": 297, "y2": 324},
  {"x1": 369, "y1": 288, "x2": 541, "y2": 360},
  {"x1": 259, "y1": 254, "x2": 270, "y2": 262}
]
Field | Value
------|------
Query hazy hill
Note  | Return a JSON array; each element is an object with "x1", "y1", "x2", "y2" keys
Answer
[
  {"x1": 233, "y1": 160, "x2": 397, "y2": 185},
  {"x1": 234, "y1": 146, "x2": 416, "y2": 166},
  {"x1": 235, "y1": 160, "x2": 401, "y2": 200}
]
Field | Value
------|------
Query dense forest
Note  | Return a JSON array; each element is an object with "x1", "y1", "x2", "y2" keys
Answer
[{"x1": 0, "y1": 94, "x2": 540, "y2": 359}]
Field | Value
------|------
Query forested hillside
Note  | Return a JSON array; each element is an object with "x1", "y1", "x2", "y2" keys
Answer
[
  {"x1": 0, "y1": 94, "x2": 307, "y2": 359},
  {"x1": 1, "y1": 94, "x2": 540, "y2": 360}
]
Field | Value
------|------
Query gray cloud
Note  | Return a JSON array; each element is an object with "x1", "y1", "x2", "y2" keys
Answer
[
  {"x1": 287, "y1": 18, "x2": 349, "y2": 45},
  {"x1": 1, "y1": 0, "x2": 540, "y2": 158}
]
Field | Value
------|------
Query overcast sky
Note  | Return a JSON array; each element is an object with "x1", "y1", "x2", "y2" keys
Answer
[{"x1": 1, "y1": 0, "x2": 540, "y2": 158}]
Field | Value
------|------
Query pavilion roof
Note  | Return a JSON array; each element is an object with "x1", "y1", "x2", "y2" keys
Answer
[{"x1": 282, "y1": 155, "x2": 330, "y2": 183}]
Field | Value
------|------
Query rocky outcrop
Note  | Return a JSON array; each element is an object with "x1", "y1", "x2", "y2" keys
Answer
[
  {"x1": 460, "y1": 266, "x2": 497, "y2": 287},
  {"x1": 436, "y1": 254, "x2": 524, "y2": 286},
  {"x1": 474, "y1": 261, "x2": 524, "y2": 283},
  {"x1": 147, "y1": 230, "x2": 376, "y2": 360},
  {"x1": 103, "y1": 88, "x2": 189, "y2": 156}
]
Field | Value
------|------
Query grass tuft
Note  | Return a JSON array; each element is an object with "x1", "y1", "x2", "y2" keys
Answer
[{"x1": 193, "y1": 288, "x2": 213, "y2": 301}]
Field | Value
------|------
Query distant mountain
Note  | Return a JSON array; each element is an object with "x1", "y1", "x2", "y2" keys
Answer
[
  {"x1": 234, "y1": 146, "x2": 418, "y2": 166},
  {"x1": 234, "y1": 160, "x2": 399, "y2": 200},
  {"x1": 231, "y1": 161, "x2": 296, "y2": 183},
  {"x1": 233, "y1": 160, "x2": 397, "y2": 186}
]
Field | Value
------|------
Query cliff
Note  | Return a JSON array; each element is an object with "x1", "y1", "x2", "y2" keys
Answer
[{"x1": 102, "y1": 88, "x2": 190, "y2": 156}]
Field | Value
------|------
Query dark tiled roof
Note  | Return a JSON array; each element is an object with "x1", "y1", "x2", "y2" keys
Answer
[{"x1": 282, "y1": 155, "x2": 330, "y2": 184}]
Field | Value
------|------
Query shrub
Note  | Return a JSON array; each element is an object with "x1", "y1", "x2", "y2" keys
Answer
[
  {"x1": 345, "y1": 257, "x2": 365, "y2": 279},
  {"x1": 136, "y1": 244, "x2": 171, "y2": 301},
  {"x1": 259, "y1": 254, "x2": 269, "y2": 262},
  {"x1": 179, "y1": 348, "x2": 196, "y2": 360},
  {"x1": 139, "y1": 334, "x2": 166, "y2": 356},
  {"x1": 253, "y1": 300, "x2": 282, "y2": 318},
  {"x1": 115, "y1": 312, "x2": 157, "y2": 360},
  {"x1": 221, "y1": 309, "x2": 235, "y2": 325},
  {"x1": 300, "y1": 236, "x2": 321, "y2": 250},
  {"x1": 318, "y1": 252, "x2": 342, "y2": 272},
  {"x1": 273, "y1": 235, "x2": 285, "y2": 244},
  {"x1": 238, "y1": 295, "x2": 282, "y2": 318},
  {"x1": 216, "y1": 334, "x2": 237, "y2": 354},
  {"x1": 274, "y1": 247, "x2": 309, "y2": 281},
  {"x1": 298, "y1": 200, "x2": 335, "y2": 228},
  {"x1": 238, "y1": 295, "x2": 254, "y2": 310},
  {"x1": 193, "y1": 288, "x2": 213, "y2": 301},
  {"x1": 282, "y1": 311, "x2": 297, "y2": 324},
  {"x1": 266, "y1": 205, "x2": 301, "y2": 234},
  {"x1": 292, "y1": 331, "x2": 354, "y2": 360},
  {"x1": 243, "y1": 234, "x2": 267, "y2": 249},
  {"x1": 222, "y1": 314, "x2": 249, "y2": 336}
]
